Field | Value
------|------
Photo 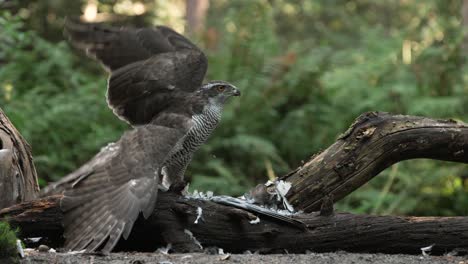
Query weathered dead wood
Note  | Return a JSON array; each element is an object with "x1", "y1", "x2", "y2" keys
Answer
[
  {"x1": 283, "y1": 112, "x2": 468, "y2": 212},
  {"x1": 2, "y1": 112, "x2": 468, "y2": 255},
  {"x1": 1, "y1": 194, "x2": 468, "y2": 255},
  {"x1": 0, "y1": 108, "x2": 39, "y2": 209}
]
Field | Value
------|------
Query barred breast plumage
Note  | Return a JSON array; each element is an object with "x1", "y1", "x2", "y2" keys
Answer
[{"x1": 161, "y1": 102, "x2": 222, "y2": 186}]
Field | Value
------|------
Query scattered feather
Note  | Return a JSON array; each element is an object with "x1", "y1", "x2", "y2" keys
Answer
[
  {"x1": 194, "y1": 207, "x2": 203, "y2": 224},
  {"x1": 275, "y1": 180, "x2": 294, "y2": 212},
  {"x1": 220, "y1": 253, "x2": 231, "y2": 261},
  {"x1": 209, "y1": 195, "x2": 306, "y2": 229},
  {"x1": 276, "y1": 180, "x2": 292, "y2": 196},
  {"x1": 282, "y1": 198, "x2": 295, "y2": 212},
  {"x1": 421, "y1": 244, "x2": 434, "y2": 256},
  {"x1": 187, "y1": 189, "x2": 305, "y2": 229},
  {"x1": 265, "y1": 180, "x2": 274, "y2": 187},
  {"x1": 157, "y1": 243, "x2": 172, "y2": 254},
  {"x1": 25, "y1": 237, "x2": 42, "y2": 243},
  {"x1": 184, "y1": 229, "x2": 203, "y2": 249},
  {"x1": 67, "y1": 249, "x2": 86, "y2": 254},
  {"x1": 249, "y1": 217, "x2": 261, "y2": 224},
  {"x1": 16, "y1": 239, "x2": 24, "y2": 258}
]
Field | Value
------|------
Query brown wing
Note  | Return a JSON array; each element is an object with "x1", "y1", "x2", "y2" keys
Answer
[
  {"x1": 106, "y1": 50, "x2": 207, "y2": 125},
  {"x1": 64, "y1": 18, "x2": 204, "y2": 71},
  {"x1": 60, "y1": 113, "x2": 193, "y2": 253},
  {"x1": 64, "y1": 19, "x2": 208, "y2": 125}
]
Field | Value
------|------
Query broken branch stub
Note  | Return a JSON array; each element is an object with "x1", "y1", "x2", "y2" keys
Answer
[{"x1": 0, "y1": 107, "x2": 39, "y2": 209}]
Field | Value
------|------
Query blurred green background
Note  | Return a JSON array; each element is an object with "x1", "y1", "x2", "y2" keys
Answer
[{"x1": 0, "y1": 0, "x2": 467, "y2": 216}]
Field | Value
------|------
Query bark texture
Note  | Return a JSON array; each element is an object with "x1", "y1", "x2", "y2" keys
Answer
[
  {"x1": 0, "y1": 108, "x2": 39, "y2": 209},
  {"x1": 1, "y1": 194, "x2": 468, "y2": 255},
  {"x1": 283, "y1": 112, "x2": 468, "y2": 212}
]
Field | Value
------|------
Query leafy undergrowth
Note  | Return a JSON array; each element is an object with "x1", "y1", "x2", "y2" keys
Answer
[{"x1": 0, "y1": 221, "x2": 19, "y2": 263}]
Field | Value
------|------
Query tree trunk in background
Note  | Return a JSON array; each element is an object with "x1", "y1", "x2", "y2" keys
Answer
[
  {"x1": 462, "y1": 0, "x2": 468, "y2": 54},
  {"x1": 186, "y1": 0, "x2": 209, "y2": 35},
  {"x1": 0, "y1": 108, "x2": 39, "y2": 209}
]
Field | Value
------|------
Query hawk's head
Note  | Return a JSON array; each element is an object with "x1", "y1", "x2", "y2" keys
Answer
[{"x1": 200, "y1": 81, "x2": 241, "y2": 104}]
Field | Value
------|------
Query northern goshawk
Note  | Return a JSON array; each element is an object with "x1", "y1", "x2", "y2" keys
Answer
[{"x1": 59, "y1": 19, "x2": 240, "y2": 253}]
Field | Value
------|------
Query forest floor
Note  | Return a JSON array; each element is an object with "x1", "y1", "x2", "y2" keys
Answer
[{"x1": 18, "y1": 251, "x2": 467, "y2": 264}]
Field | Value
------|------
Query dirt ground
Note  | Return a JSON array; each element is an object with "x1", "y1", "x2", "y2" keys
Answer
[{"x1": 18, "y1": 251, "x2": 467, "y2": 264}]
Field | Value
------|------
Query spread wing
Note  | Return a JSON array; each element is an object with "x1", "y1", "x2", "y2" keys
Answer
[
  {"x1": 60, "y1": 113, "x2": 193, "y2": 253},
  {"x1": 105, "y1": 51, "x2": 206, "y2": 125},
  {"x1": 64, "y1": 18, "x2": 204, "y2": 71},
  {"x1": 64, "y1": 19, "x2": 208, "y2": 125}
]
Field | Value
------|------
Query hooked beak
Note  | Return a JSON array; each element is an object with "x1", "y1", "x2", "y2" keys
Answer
[{"x1": 232, "y1": 88, "x2": 241, "y2": 96}]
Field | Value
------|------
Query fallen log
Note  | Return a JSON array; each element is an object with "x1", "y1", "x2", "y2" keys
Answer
[
  {"x1": 283, "y1": 112, "x2": 468, "y2": 212},
  {"x1": 1, "y1": 193, "x2": 467, "y2": 255},
  {"x1": 2, "y1": 112, "x2": 468, "y2": 255}
]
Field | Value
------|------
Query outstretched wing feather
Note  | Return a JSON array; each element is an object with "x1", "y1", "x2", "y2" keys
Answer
[
  {"x1": 106, "y1": 50, "x2": 206, "y2": 125},
  {"x1": 64, "y1": 19, "x2": 208, "y2": 125},
  {"x1": 61, "y1": 116, "x2": 192, "y2": 253},
  {"x1": 64, "y1": 19, "x2": 202, "y2": 71}
]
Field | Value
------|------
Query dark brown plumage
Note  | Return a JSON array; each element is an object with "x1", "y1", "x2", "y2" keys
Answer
[
  {"x1": 58, "y1": 19, "x2": 240, "y2": 253},
  {"x1": 61, "y1": 120, "x2": 188, "y2": 252},
  {"x1": 65, "y1": 18, "x2": 208, "y2": 125}
]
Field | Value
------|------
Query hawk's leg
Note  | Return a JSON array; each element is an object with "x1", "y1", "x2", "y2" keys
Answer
[
  {"x1": 162, "y1": 162, "x2": 190, "y2": 195},
  {"x1": 168, "y1": 181, "x2": 188, "y2": 194}
]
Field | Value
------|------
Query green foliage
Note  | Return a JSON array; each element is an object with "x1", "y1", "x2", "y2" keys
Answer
[
  {"x1": 0, "y1": 11, "x2": 127, "y2": 183},
  {"x1": 1, "y1": 0, "x2": 467, "y2": 215},
  {"x1": 0, "y1": 222, "x2": 19, "y2": 263},
  {"x1": 200, "y1": 0, "x2": 468, "y2": 216}
]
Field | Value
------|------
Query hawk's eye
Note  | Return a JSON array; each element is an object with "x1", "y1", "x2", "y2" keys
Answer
[{"x1": 217, "y1": 86, "x2": 225, "y2": 92}]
